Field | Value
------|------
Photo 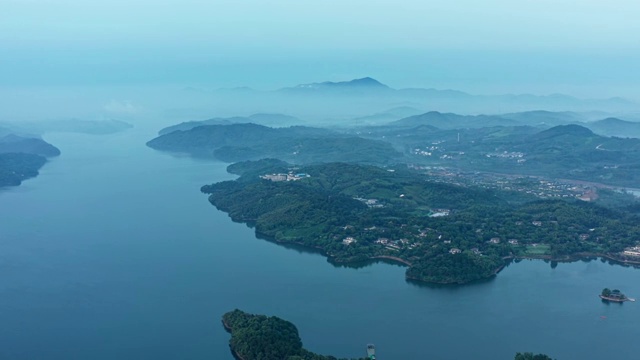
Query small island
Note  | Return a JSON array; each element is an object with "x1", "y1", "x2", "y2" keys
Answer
[
  {"x1": 221, "y1": 309, "x2": 368, "y2": 360},
  {"x1": 222, "y1": 309, "x2": 555, "y2": 360},
  {"x1": 600, "y1": 288, "x2": 635, "y2": 303}
]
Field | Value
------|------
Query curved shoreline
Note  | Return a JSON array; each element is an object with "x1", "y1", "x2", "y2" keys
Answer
[
  {"x1": 509, "y1": 252, "x2": 640, "y2": 267},
  {"x1": 256, "y1": 228, "x2": 640, "y2": 284},
  {"x1": 236, "y1": 217, "x2": 640, "y2": 285},
  {"x1": 371, "y1": 255, "x2": 413, "y2": 266},
  {"x1": 599, "y1": 295, "x2": 632, "y2": 303},
  {"x1": 221, "y1": 319, "x2": 248, "y2": 360}
]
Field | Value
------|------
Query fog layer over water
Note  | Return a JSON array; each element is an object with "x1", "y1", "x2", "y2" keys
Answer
[{"x1": 0, "y1": 126, "x2": 639, "y2": 359}]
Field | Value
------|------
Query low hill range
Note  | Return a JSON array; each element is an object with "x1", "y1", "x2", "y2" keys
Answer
[
  {"x1": 350, "y1": 106, "x2": 424, "y2": 125},
  {"x1": 367, "y1": 110, "x2": 640, "y2": 138},
  {"x1": 208, "y1": 77, "x2": 639, "y2": 114},
  {"x1": 157, "y1": 113, "x2": 302, "y2": 135},
  {"x1": 388, "y1": 111, "x2": 522, "y2": 129},
  {"x1": 280, "y1": 77, "x2": 390, "y2": 93},
  {"x1": 150, "y1": 111, "x2": 640, "y2": 187},
  {"x1": 147, "y1": 123, "x2": 402, "y2": 165},
  {"x1": 372, "y1": 121, "x2": 640, "y2": 187},
  {"x1": 0, "y1": 133, "x2": 60, "y2": 157},
  {"x1": 584, "y1": 117, "x2": 640, "y2": 138}
]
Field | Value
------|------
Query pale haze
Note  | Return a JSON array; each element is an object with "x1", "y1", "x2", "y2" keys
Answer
[
  {"x1": 0, "y1": 0, "x2": 640, "y2": 120},
  {"x1": 2, "y1": 0, "x2": 639, "y2": 99},
  {"x1": 3, "y1": 2, "x2": 640, "y2": 360}
]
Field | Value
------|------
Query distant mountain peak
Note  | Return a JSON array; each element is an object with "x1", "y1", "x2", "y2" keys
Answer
[
  {"x1": 291, "y1": 77, "x2": 390, "y2": 90},
  {"x1": 345, "y1": 77, "x2": 387, "y2": 87}
]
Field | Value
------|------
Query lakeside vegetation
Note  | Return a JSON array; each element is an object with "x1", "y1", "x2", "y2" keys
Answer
[
  {"x1": 202, "y1": 160, "x2": 640, "y2": 284},
  {"x1": 222, "y1": 309, "x2": 367, "y2": 360}
]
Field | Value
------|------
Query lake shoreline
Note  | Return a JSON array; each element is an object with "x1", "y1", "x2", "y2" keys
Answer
[
  {"x1": 221, "y1": 318, "x2": 248, "y2": 360},
  {"x1": 247, "y1": 227, "x2": 640, "y2": 285}
]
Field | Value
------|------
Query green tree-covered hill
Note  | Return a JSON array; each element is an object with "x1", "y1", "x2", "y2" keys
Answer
[
  {"x1": 222, "y1": 309, "x2": 367, "y2": 360},
  {"x1": 147, "y1": 123, "x2": 401, "y2": 165}
]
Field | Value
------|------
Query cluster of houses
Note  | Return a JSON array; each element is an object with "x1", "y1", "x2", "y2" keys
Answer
[
  {"x1": 416, "y1": 166, "x2": 599, "y2": 201},
  {"x1": 343, "y1": 232, "x2": 427, "y2": 250},
  {"x1": 447, "y1": 247, "x2": 485, "y2": 255},
  {"x1": 487, "y1": 237, "x2": 519, "y2": 245},
  {"x1": 429, "y1": 209, "x2": 450, "y2": 217},
  {"x1": 485, "y1": 151, "x2": 526, "y2": 160},
  {"x1": 374, "y1": 237, "x2": 419, "y2": 250},
  {"x1": 260, "y1": 172, "x2": 310, "y2": 182},
  {"x1": 623, "y1": 246, "x2": 640, "y2": 257},
  {"x1": 342, "y1": 237, "x2": 357, "y2": 245},
  {"x1": 447, "y1": 238, "x2": 523, "y2": 256},
  {"x1": 354, "y1": 197, "x2": 384, "y2": 208}
]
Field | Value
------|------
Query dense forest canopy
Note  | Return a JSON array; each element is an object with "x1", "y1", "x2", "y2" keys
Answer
[{"x1": 222, "y1": 309, "x2": 367, "y2": 360}]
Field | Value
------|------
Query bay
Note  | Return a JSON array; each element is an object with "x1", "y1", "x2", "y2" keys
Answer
[{"x1": 0, "y1": 127, "x2": 638, "y2": 360}]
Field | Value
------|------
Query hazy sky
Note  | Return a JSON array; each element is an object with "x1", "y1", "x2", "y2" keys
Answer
[{"x1": 2, "y1": 0, "x2": 639, "y2": 98}]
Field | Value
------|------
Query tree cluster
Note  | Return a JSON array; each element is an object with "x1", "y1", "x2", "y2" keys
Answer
[{"x1": 222, "y1": 309, "x2": 367, "y2": 360}]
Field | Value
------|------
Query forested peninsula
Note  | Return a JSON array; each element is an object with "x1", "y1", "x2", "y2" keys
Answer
[
  {"x1": 0, "y1": 153, "x2": 47, "y2": 187},
  {"x1": 222, "y1": 310, "x2": 367, "y2": 360},
  {"x1": 202, "y1": 160, "x2": 640, "y2": 284},
  {"x1": 0, "y1": 132, "x2": 60, "y2": 188}
]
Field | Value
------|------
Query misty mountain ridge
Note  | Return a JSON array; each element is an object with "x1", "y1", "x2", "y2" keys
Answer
[
  {"x1": 147, "y1": 122, "x2": 401, "y2": 164},
  {"x1": 584, "y1": 117, "x2": 640, "y2": 138},
  {"x1": 350, "y1": 106, "x2": 424, "y2": 124},
  {"x1": 283, "y1": 77, "x2": 637, "y2": 106},
  {"x1": 192, "y1": 77, "x2": 639, "y2": 116},
  {"x1": 290, "y1": 77, "x2": 390, "y2": 90},
  {"x1": 529, "y1": 124, "x2": 595, "y2": 141},
  {"x1": 390, "y1": 111, "x2": 521, "y2": 129},
  {"x1": 0, "y1": 134, "x2": 61, "y2": 157},
  {"x1": 372, "y1": 110, "x2": 640, "y2": 139},
  {"x1": 498, "y1": 110, "x2": 586, "y2": 127},
  {"x1": 158, "y1": 113, "x2": 303, "y2": 135}
]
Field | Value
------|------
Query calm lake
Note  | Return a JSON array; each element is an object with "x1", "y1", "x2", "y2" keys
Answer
[{"x1": 1, "y1": 127, "x2": 639, "y2": 360}]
